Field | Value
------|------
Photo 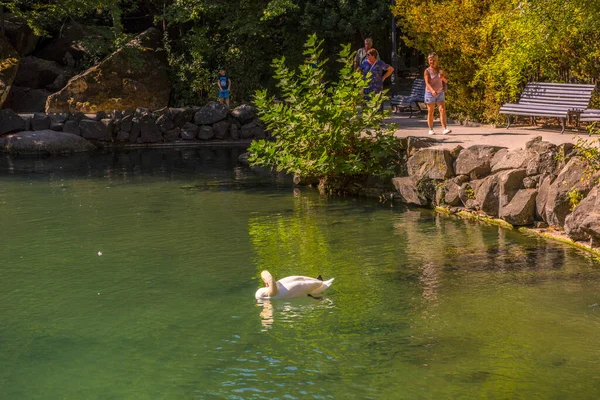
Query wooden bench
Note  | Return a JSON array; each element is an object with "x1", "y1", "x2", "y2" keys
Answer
[
  {"x1": 390, "y1": 79, "x2": 426, "y2": 117},
  {"x1": 499, "y1": 82, "x2": 596, "y2": 133},
  {"x1": 580, "y1": 108, "x2": 600, "y2": 135}
]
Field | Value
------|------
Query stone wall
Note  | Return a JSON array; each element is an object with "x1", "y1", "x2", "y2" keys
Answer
[
  {"x1": 392, "y1": 136, "x2": 600, "y2": 249},
  {"x1": 0, "y1": 102, "x2": 266, "y2": 148}
]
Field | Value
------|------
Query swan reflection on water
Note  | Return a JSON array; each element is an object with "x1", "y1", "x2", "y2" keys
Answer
[{"x1": 257, "y1": 297, "x2": 335, "y2": 331}]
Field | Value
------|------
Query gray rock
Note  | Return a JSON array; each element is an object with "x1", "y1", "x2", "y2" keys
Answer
[
  {"x1": 241, "y1": 119, "x2": 265, "y2": 139},
  {"x1": 498, "y1": 169, "x2": 526, "y2": 210},
  {"x1": 564, "y1": 186, "x2": 600, "y2": 244},
  {"x1": 475, "y1": 174, "x2": 500, "y2": 216},
  {"x1": 116, "y1": 130, "x2": 130, "y2": 142},
  {"x1": 129, "y1": 119, "x2": 141, "y2": 143},
  {"x1": 500, "y1": 188, "x2": 537, "y2": 226},
  {"x1": 163, "y1": 128, "x2": 181, "y2": 142},
  {"x1": 156, "y1": 114, "x2": 175, "y2": 133},
  {"x1": 80, "y1": 119, "x2": 110, "y2": 140},
  {"x1": 455, "y1": 145, "x2": 506, "y2": 178},
  {"x1": 535, "y1": 174, "x2": 553, "y2": 221},
  {"x1": 198, "y1": 125, "x2": 214, "y2": 140},
  {"x1": 31, "y1": 113, "x2": 51, "y2": 131},
  {"x1": 194, "y1": 101, "x2": 228, "y2": 125},
  {"x1": 524, "y1": 136, "x2": 559, "y2": 176},
  {"x1": 0, "y1": 34, "x2": 19, "y2": 109},
  {"x1": 406, "y1": 148, "x2": 455, "y2": 180},
  {"x1": 0, "y1": 109, "x2": 27, "y2": 134},
  {"x1": 120, "y1": 114, "x2": 133, "y2": 132},
  {"x1": 491, "y1": 148, "x2": 528, "y2": 172},
  {"x1": 170, "y1": 107, "x2": 195, "y2": 128},
  {"x1": 231, "y1": 104, "x2": 257, "y2": 124},
  {"x1": 392, "y1": 176, "x2": 428, "y2": 206},
  {"x1": 444, "y1": 180, "x2": 463, "y2": 206},
  {"x1": 213, "y1": 120, "x2": 230, "y2": 139},
  {"x1": 544, "y1": 157, "x2": 596, "y2": 227},
  {"x1": 3, "y1": 86, "x2": 51, "y2": 112},
  {"x1": 3, "y1": 13, "x2": 39, "y2": 56},
  {"x1": 523, "y1": 175, "x2": 540, "y2": 189},
  {"x1": 63, "y1": 119, "x2": 80, "y2": 135},
  {"x1": 140, "y1": 118, "x2": 162, "y2": 143},
  {"x1": 46, "y1": 28, "x2": 172, "y2": 113},
  {"x1": 0, "y1": 130, "x2": 95, "y2": 155},
  {"x1": 181, "y1": 122, "x2": 199, "y2": 140},
  {"x1": 230, "y1": 124, "x2": 240, "y2": 140},
  {"x1": 13, "y1": 56, "x2": 64, "y2": 89}
]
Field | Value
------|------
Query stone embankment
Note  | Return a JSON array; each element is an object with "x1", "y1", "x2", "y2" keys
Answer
[
  {"x1": 392, "y1": 136, "x2": 600, "y2": 251},
  {"x1": 0, "y1": 102, "x2": 265, "y2": 155}
]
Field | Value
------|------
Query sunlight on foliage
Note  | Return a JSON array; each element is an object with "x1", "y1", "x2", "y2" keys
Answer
[{"x1": 248, "y1": 34, "x2": 402, "y2": 184}]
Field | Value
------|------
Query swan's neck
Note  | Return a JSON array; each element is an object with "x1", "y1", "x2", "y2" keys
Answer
[{"x1": 262, "y1": 271, "x2": 278, "y2": 297}]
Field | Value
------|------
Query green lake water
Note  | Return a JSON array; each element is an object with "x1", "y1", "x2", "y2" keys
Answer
[{"x1": 1, "y1": 148, "x2": 599, "y2": 399}]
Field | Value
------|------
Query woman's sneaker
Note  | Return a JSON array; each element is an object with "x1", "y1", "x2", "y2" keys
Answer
[
  {"x1": 442, "y1": 128, "x2": 452, "y2": 135},
  {"x1": 428, "y1": 129, "x2": 435, "y2": 135}
]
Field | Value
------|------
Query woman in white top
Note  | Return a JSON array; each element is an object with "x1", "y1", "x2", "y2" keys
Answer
[{"x1": 424, "y1": 53, "x2": 451, "y2": 135}]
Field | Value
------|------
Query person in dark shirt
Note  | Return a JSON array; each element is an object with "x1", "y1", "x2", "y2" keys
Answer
[
  {"x1": 217, "y1": 67, "x2": 231, "y2": 107},
  {"x1": 360, "y1": 49, "x2": 394, "y2": 100}
]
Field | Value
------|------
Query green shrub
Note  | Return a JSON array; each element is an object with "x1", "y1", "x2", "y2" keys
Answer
[{"x1": 248, "y1": 34, "x2": 402, "y2": 188}]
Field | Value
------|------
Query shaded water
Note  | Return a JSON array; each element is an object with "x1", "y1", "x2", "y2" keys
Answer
[{"x1": 1, "y1": 148, "x2": 599, "y2": 399}]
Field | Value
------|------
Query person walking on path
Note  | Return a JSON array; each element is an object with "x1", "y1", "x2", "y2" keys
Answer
[
  {"x1": 217, "y1": 67, "x2": 231, "y2": 107},
  {"x1": 354, "y1": 38, "x2": 373, "y2": 71},
  {"x1": 424, "y1": 53, "x2": 451, "y2": 135},
  {"x1": 360, "y1": 48, "x2": 394, "y2": 100}
]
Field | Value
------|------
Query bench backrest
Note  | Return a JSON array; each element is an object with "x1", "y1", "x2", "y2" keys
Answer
[
  {"x1": 409, "y1": 79, "x2": 426, "y2": 100},
  {"x1": 581, "y1": 109, "x2": 600, "y2": 122},
  {"x1": 518, "y1": 82, "x2": 596, "y2": 110}
]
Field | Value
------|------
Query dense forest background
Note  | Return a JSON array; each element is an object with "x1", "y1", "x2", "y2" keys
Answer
[{"x1": 1, "y1": 0, "x2": 599, "y2": 122}]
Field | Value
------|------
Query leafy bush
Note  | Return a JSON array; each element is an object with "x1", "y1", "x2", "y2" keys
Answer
[{"x1": 248, "y1": 34, "x2": 403, "y2": 189}]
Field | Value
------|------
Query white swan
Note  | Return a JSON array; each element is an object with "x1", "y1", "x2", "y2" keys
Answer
[{"x1": 255, "y1": 270, "x2": 334, "y2": 299}]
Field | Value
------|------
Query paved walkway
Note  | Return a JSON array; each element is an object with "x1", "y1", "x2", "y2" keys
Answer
[{"x1": 387, "y1": 113, "x2": 595, "y2": 151}]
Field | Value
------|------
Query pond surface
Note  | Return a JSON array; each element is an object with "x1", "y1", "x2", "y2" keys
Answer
[{"x1": 1, "y1": 148, "x2": 599, "y2": 399}]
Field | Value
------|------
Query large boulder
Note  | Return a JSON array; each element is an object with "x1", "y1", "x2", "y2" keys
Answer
[
  {"x1": 491, "y1": 148, "x2": 528, "y2": 173},
  {"x1": 46, "y1": 28, "x2": 171, "y2": 113},
  {"x1": 544, "y1": 156, "x2": 596, "y2": 227},
  {"x1": 231, "y1": 104, "x2": 257, "y2": 125},
  {"x1": 33, "y1": 22, "x2": 108, "y2": 66},
  {"x1": 524, "y1": 136, "x2": 559, "y2": 176},
  {"x1": 392, "y1": 177, "x2": 428, "y2": 206},
  {"x1": 0, "y1": 34, "x2": 20, "y2": 108},
  {"x1": 13, "y1": 56, "x2": 66, "y2": 89},
  {"x1": 455, "y1": 145, "x2": 506, "y2": 179},
  {"x1": 500, "y1": 189, "x2": 537, "y2": 226},
  {"x1": 498, "y1": 169, "x2": 526, "y2": 209},
  {"x1": 3, "y1": 86, "x2": 51, "y2": 112},
  {"x1": 194, "y1": 101, "x2": 228, "y2": 125},
  {"x1": 241, "y1": 119, "x2": 266, "y2": 139},
  {"x1": 475, "y1": 174, "x2": 500, "y2": 216},
  {"x1": 406, "y1": 148, "x2": 454, "y2": 180},
  {"x1": 0, "y1": 130, "x2": 95, "y2": 155},
  {"x1": 564, "y1": 186, "x2": 600, "y2": 244},
  {"x1": 2, "y1": 14, "x2": 39, "y2": 56}
]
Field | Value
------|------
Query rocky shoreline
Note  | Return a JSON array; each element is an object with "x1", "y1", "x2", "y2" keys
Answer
[
  {"x1": 391, "y1": 136, "x2": 600, "y2": 256},
  {"x1": 0, "y1": 102, "x2": 265, "y2": 155}
]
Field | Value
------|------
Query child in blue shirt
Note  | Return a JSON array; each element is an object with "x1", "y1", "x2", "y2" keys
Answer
[{"x1": 217, "y1": 67, "x2": 231, "y2": 106}]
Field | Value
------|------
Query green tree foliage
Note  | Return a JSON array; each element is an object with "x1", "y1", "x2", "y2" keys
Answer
[
  {"x1": 393, "y1": 0, "x2": 600, "y2": 122},
  {"x1": 5, "y1": 0, "x2": 393, "y2": 104},
  {"x1": 248, "y1": 35, "x2": 403, "y2": 188}
]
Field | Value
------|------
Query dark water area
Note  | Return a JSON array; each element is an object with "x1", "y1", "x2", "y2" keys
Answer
[{"x1": 1, "y1": 148, "x2": 599, "y2": 399}]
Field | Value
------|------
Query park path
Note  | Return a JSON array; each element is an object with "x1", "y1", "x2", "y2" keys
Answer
[{"x1": 387, "y1": 113, "x2": 595, "y2": 151}]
